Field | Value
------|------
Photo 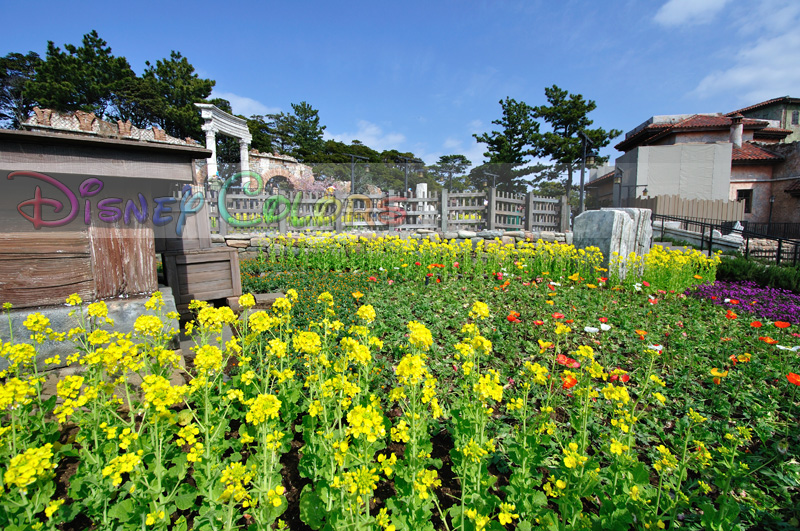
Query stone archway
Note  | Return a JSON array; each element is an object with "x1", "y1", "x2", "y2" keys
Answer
[{"x1": 195, "y1": 103, "x2": 253, "y2": 186}]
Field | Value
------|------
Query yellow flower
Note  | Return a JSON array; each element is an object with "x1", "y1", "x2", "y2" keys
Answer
[
  {"x1": 498, "y1": 503, "x2": 519, "y2": 525},
  {"x1": 469, "y1": 301, "x2": 489, "y2": 320},
  {"x1": 238, "y1": 293, "x2": 255, "y2": 308}
]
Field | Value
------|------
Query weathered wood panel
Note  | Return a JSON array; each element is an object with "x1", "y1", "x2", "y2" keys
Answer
[
  {"x1": 89, "y1": 225, "x2": 156, "y2": 298},
  {"x1": 0, "y1": 232, "x2": 94, "y2": 307},
  {"x1": 163, "y1": 247, "x2": 241, "y2": 312}
]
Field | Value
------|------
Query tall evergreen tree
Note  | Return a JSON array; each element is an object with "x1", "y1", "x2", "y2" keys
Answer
[
  {"x1": 26, "y1": 30, "x2": 135, "y2": 119},
  {"x1": 0, "y1": 51, "x2": 41, "y2": 128},
  {"x1": 530, "y1": 85, "x2": 621, "y2": 200},
  {"x1": 142, "y1": 51, "x2": 214, "y2": 140},
  {"x1": 473, "y1": 97, "x2": 542, "y2": 193},
  {"x1": 287, "y1": 101, "x2": 326, "y2": 162},
  {"x1": 428, "y1": 154, "x2": 472, "y2": 191}
]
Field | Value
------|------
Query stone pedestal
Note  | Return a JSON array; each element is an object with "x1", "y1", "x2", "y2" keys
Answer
[{"x1": 573, "y1": 208, "x2": 652, "y2": 277}]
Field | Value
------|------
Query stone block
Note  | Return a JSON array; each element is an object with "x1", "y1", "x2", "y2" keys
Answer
[
  {"x1": 251, "y1": 237, "x2": 270, "y2": 247},
  {"x1": 416, "y1": 229, "x2": 435, "y2": 234},
  {"x1": 227, "y1": 239, "x2": 250, "y2": 248},
  {"x1": 576, "y1": 208, "x2": 652, "y2": 277},
  {"x1": 504, "y1": 230, "x2": 525, "y2": 238},
  {"x1": 501, "y1": 236, "x2": 516, "y2": 246},
  {"x1": 443, "y1": 231, "x2": 459, "y2": 240},
  {"x1": 428, "y1": 233, "x2": 441, "y2": 242},
  {"x1": 0, "y1": 287, "x2": 180, "y2": 372},
  {"x1": 540, "y1": 231, "x2": 556, "y2": 242},
  {"x1": 565, "y1": 232, "x2": 574, "y2": 245},
  {"x1": 458, "y1": 230, "x2": 477, "y2": 239},
  {"x1": 477, "y1": 230, "x2": 504, "y2": 239},
  {"x1": 211, "y1": 234, "x2": 225, "y2": 243}
]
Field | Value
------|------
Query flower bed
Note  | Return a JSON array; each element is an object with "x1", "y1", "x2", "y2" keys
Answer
[{"x1": 2, "y1": 243, "x2": 799, "y2": 531}]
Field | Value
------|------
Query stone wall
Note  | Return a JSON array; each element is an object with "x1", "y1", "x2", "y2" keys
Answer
[{"x1": 212, "y1": 228, "x2": 574, "y2": 262}]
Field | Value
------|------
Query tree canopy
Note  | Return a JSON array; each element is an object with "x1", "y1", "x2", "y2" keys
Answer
[
  {"x1": 473, "y1": 97, "x2": 544, "y2": 193},
  {"x1": 530, "y1": 85, "x2": 621, "y2": 199},
  {"x1": 0, "y1": 52, "x2": 41, "y2": 128}
]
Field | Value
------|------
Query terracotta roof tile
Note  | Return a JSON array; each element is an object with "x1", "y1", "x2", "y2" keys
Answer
[
  {"x1": 586, "y1": 170, "x2": 615, "y2": 188},
  {"x1": 616, "y1": 114, "x2": 769, "y2": 151},
  {"x1": 732, "y1": 143, "x2": 782, "y2": 162},
  {"x1": 726, "y1": 96, "x2": 800, "y2": 116}
]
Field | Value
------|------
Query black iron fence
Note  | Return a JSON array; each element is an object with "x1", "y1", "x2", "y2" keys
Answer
[{"x1": 653, "y1": 214, "x2": 800, "y2": 267}]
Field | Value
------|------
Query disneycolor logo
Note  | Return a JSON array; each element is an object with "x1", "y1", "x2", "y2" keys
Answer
[{"x1": 8, "y1": 171, "x2": 204, "y2": 236}]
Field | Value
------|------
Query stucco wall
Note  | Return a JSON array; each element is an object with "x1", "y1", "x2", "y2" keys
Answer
[
  {"x1": 729, "y1": 165, "x2": 774, "y2": 223},
  {"x1": 768, "y1": 142, "x2": 800, "y2": 223}
]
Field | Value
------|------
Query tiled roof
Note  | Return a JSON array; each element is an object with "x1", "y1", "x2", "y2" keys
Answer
[
  {"x1": 785, "y1": 179, "x2": 800, "y2": 196},
  {"x1": 585, "y1": 170, "x2": 615, "y2": 188},
  {"x1": 755, "y1": 127, "x2": 794, "y2": 136},
  {"x1": 732, "y1": 142, "x2": 782, "y2": 163},
  {"x1": 616, "y1": 114, "x2": 769, "y2": 151},
  {"x1": 726, "y1": 96, "x2": 800, "y2": 116}
]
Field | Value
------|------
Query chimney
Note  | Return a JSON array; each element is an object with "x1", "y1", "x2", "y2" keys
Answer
[{"x1": 729, "y1": 113, "x2": 743, "y2": 149}]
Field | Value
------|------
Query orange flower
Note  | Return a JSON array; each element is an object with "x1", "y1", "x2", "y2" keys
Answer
[
  {"x1": 750, "y1": 321, "x2": 762, "y2": 328},
  {"x1": 725, "y1": 309, "x2": 737, "y2": 320},
  {"x1": 635, "y1": 329, "x2": 647, "y2": 339},
  {"x1": 787, "y1": 373, "x2": 800, "y2": 386},
  {"x1": 561, "y1": 374, "x2": 578, "y2": 389},
  {"x1": 774, "y1": 321, "x2": 791, "y2": 329},
  {"x1": 710, "y1": 368, "x2": 728, "y2": 378},
  {"x1": 759, "y1": 336, "x2": 779, "y2": 345}
]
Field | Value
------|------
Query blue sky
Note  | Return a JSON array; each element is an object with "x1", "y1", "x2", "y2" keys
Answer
[{"x1": 2, "y1": 0, "x2": 798, "y2": 167}]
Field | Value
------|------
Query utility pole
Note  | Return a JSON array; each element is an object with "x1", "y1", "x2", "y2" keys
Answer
[
  {"x1": 396, "y1": 155, "x2": 423, "y2": 196},
  {"x1": 345, "y1": 153, "x2": 370, "y2": 194}
]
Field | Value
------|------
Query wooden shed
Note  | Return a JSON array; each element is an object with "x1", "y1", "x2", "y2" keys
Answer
[{"x1": 0, "y1": 127, "x2": 239, "y2": 312}]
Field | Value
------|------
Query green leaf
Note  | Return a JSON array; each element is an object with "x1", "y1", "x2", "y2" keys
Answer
[
  {"x1": 175, "y1": 483, "x2": 198, "y2": 511},
  {"x1": 299, "y1": 485, "x2": 326, "y2": 530},
  {"x1": 108, "y1": 498, "x2": 136, "y2": 521}
]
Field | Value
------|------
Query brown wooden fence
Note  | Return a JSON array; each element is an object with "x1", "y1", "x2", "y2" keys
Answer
[
  {"x1": 626, "y1": 195, "x2": 745, "y2": 221},
  {"x1": 206, "y1": 187, "x2": 568, "y2": 235}
]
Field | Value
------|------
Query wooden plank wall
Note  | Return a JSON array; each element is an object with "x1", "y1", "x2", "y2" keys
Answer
[
  {"x1": 0, "y1": 232, "x2": 95, "y2": 308},
  {"x1": 89, "y1": 224, "x2": 157, "y2": 298},
  {"x1": 630, "y1": 195, "x2": 745, "y2": 221}
]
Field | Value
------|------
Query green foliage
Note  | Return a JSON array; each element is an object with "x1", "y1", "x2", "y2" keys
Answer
[
  {"x1": 141, "y1": 51, "x2": 214, "y2": 140},
  {"x1": 428, "y1": 154, "x2": 472, "y2": 191},
  {"x1": 26, "y1": 30, "x2": 135, "y2": 118},
  {"x1": 0, "y1": 51, "x2": 41, "y2": 128},
  {"x1": 530, "y1": 85, "x2": 622, "y2": 198},
  {"x1": 716, "y1": 256, "x2": 800, "y2": 293},
  {"x1": 473, "y1": 97, "x2": 544, "y2": 193}
]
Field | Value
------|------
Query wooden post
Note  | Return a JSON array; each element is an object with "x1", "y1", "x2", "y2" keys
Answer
[
  {"x1": 525, "y1": 192, "x2": 534, "y2": 232},
  {"x1": 334, "y1": 193, "x2": 344, "y2": 233},
  {"x1": 487, "y1": 187, "x2": 496, "y2": 230},
  {"x1": 559, "y1": 195, "x2": 571, "y2": 232},
  {"x1": 440, "y1": 188, "x2": 449, "y2": 232}
]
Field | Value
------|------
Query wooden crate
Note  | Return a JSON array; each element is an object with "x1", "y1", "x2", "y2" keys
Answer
[{"x1": 162, "y1": 247, "x2": 242, "y2": 314}]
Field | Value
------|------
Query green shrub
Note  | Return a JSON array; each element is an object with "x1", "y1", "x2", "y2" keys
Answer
[{"x1": 716, "y1": 256, "x2": 800, "y2": 293}]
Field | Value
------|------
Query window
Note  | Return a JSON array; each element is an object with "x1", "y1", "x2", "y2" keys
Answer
[
  {"x1": 792, "y1": 110, "x2": 799, "y2": 126},
  {"x1": 736, "y1": 189, "x2": 753, "y2": 214}
]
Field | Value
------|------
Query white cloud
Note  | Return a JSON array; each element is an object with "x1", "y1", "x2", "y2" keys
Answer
[
  {"x1": 653, "y1": 0, "x2": 730, "y2": 26},
  {"x1": 326, "y1": 120, "x2": 406, "y2": 153},
  {"x1": 211, "y1": 91, "x2": 279, "y2": 117},
  {"x1": 691, "y1": 5, "x2": 800, "y2": 103}
]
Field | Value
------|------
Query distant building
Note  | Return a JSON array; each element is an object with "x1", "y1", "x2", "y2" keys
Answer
[
  {"x1": 727, "y1": 96, "x2": 800, "y2": 143},
  {"x1": 609, "y1": 109, "x2": 798, "y2": 225}
]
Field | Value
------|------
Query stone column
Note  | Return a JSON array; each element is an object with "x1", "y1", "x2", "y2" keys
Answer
[
  {"x1": 239, "y1": 139, "x2": 251, "y2": 190},
  {"x1": 205, "y1": 129, "x2": 218, "y2": 183}
]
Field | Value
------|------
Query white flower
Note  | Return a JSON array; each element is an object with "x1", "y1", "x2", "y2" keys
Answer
[
  {"x1": 647, "y1": 344, "x2": 663, "y2": 352},
  {"x1": 584, "y1": 326, "x2": 599, "y2": 334},
  {"x1": 775, "y1": 345, "x2": 800, "y2": 352},
  {"x1": 634, "y1": 283, "x2": 642, "y2": 292},
  {"x1": 600, "y1": 324, "x2": 612, "y2": 331}
]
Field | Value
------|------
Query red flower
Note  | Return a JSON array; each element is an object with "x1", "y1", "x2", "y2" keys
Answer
[
  {"x1": 453, "y1": 262, "x2": 459, "y2": 268},
  {"x1": 774, "y1": 321, "x2": 791, "y2": 329},
  {"x1": 426, "y1": 273, "x2": 433, "y2": 277},
  {"x1": 556, "y1": 354, "x2": 580, "y2": 369},
  {"x1": 751, "y1": 321, "x2": 763, "y2": 328},
  {"x1": 725, "y1": 309, "x2": 737, "y2": 320},
  {"x1": 507, "y1": 311, "x2": 521, "y2": 323},
  {"x1": 759, "y1": 336, "x2": 779, "y2": 345},
  {"x1": 414, "y1": 261, "x2": 421, "y2": 266},
  {"x1": 552, "y1": 312, "x2": 565, "y2": 319},
  {"x1": 648, "y1": 297, "x2": 658, "y2": 305},
  {"x1": 368, "y1": 276, "x2": 377, "y2": 282},
  {"x1": 730, "y1": 299, "x2": 739, "y2": 305},
  {"x1": 599, "y1": 317, "x2": 608, "y2": 323},
  {"x1": 548, "y1": 283, "x2": 556, "y2": 291},
  {"x1": 787, "y1": 373, "x2": 800, "y2": 385},
  {"x1": 561, "y1": 374, "x2": 578, "y2": 389},
  {"x1": 436, "y1": 278, "x2": 441, "y2": 283},
  {"x1": 533, "y1": 320, "x2": 545, "y2": 326},
  {"x1": 711, "y1": 296, "x2": 717, "y2": 300},
  {"x1": 598, "y1": 277, "x2": 608, "y2": 283},
  {"x1": 643, "y1": 281, "x2": 650, "y2": 287},
  {"x1": 565, "y1": 319, "x2": 574, "y2": 324}
]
